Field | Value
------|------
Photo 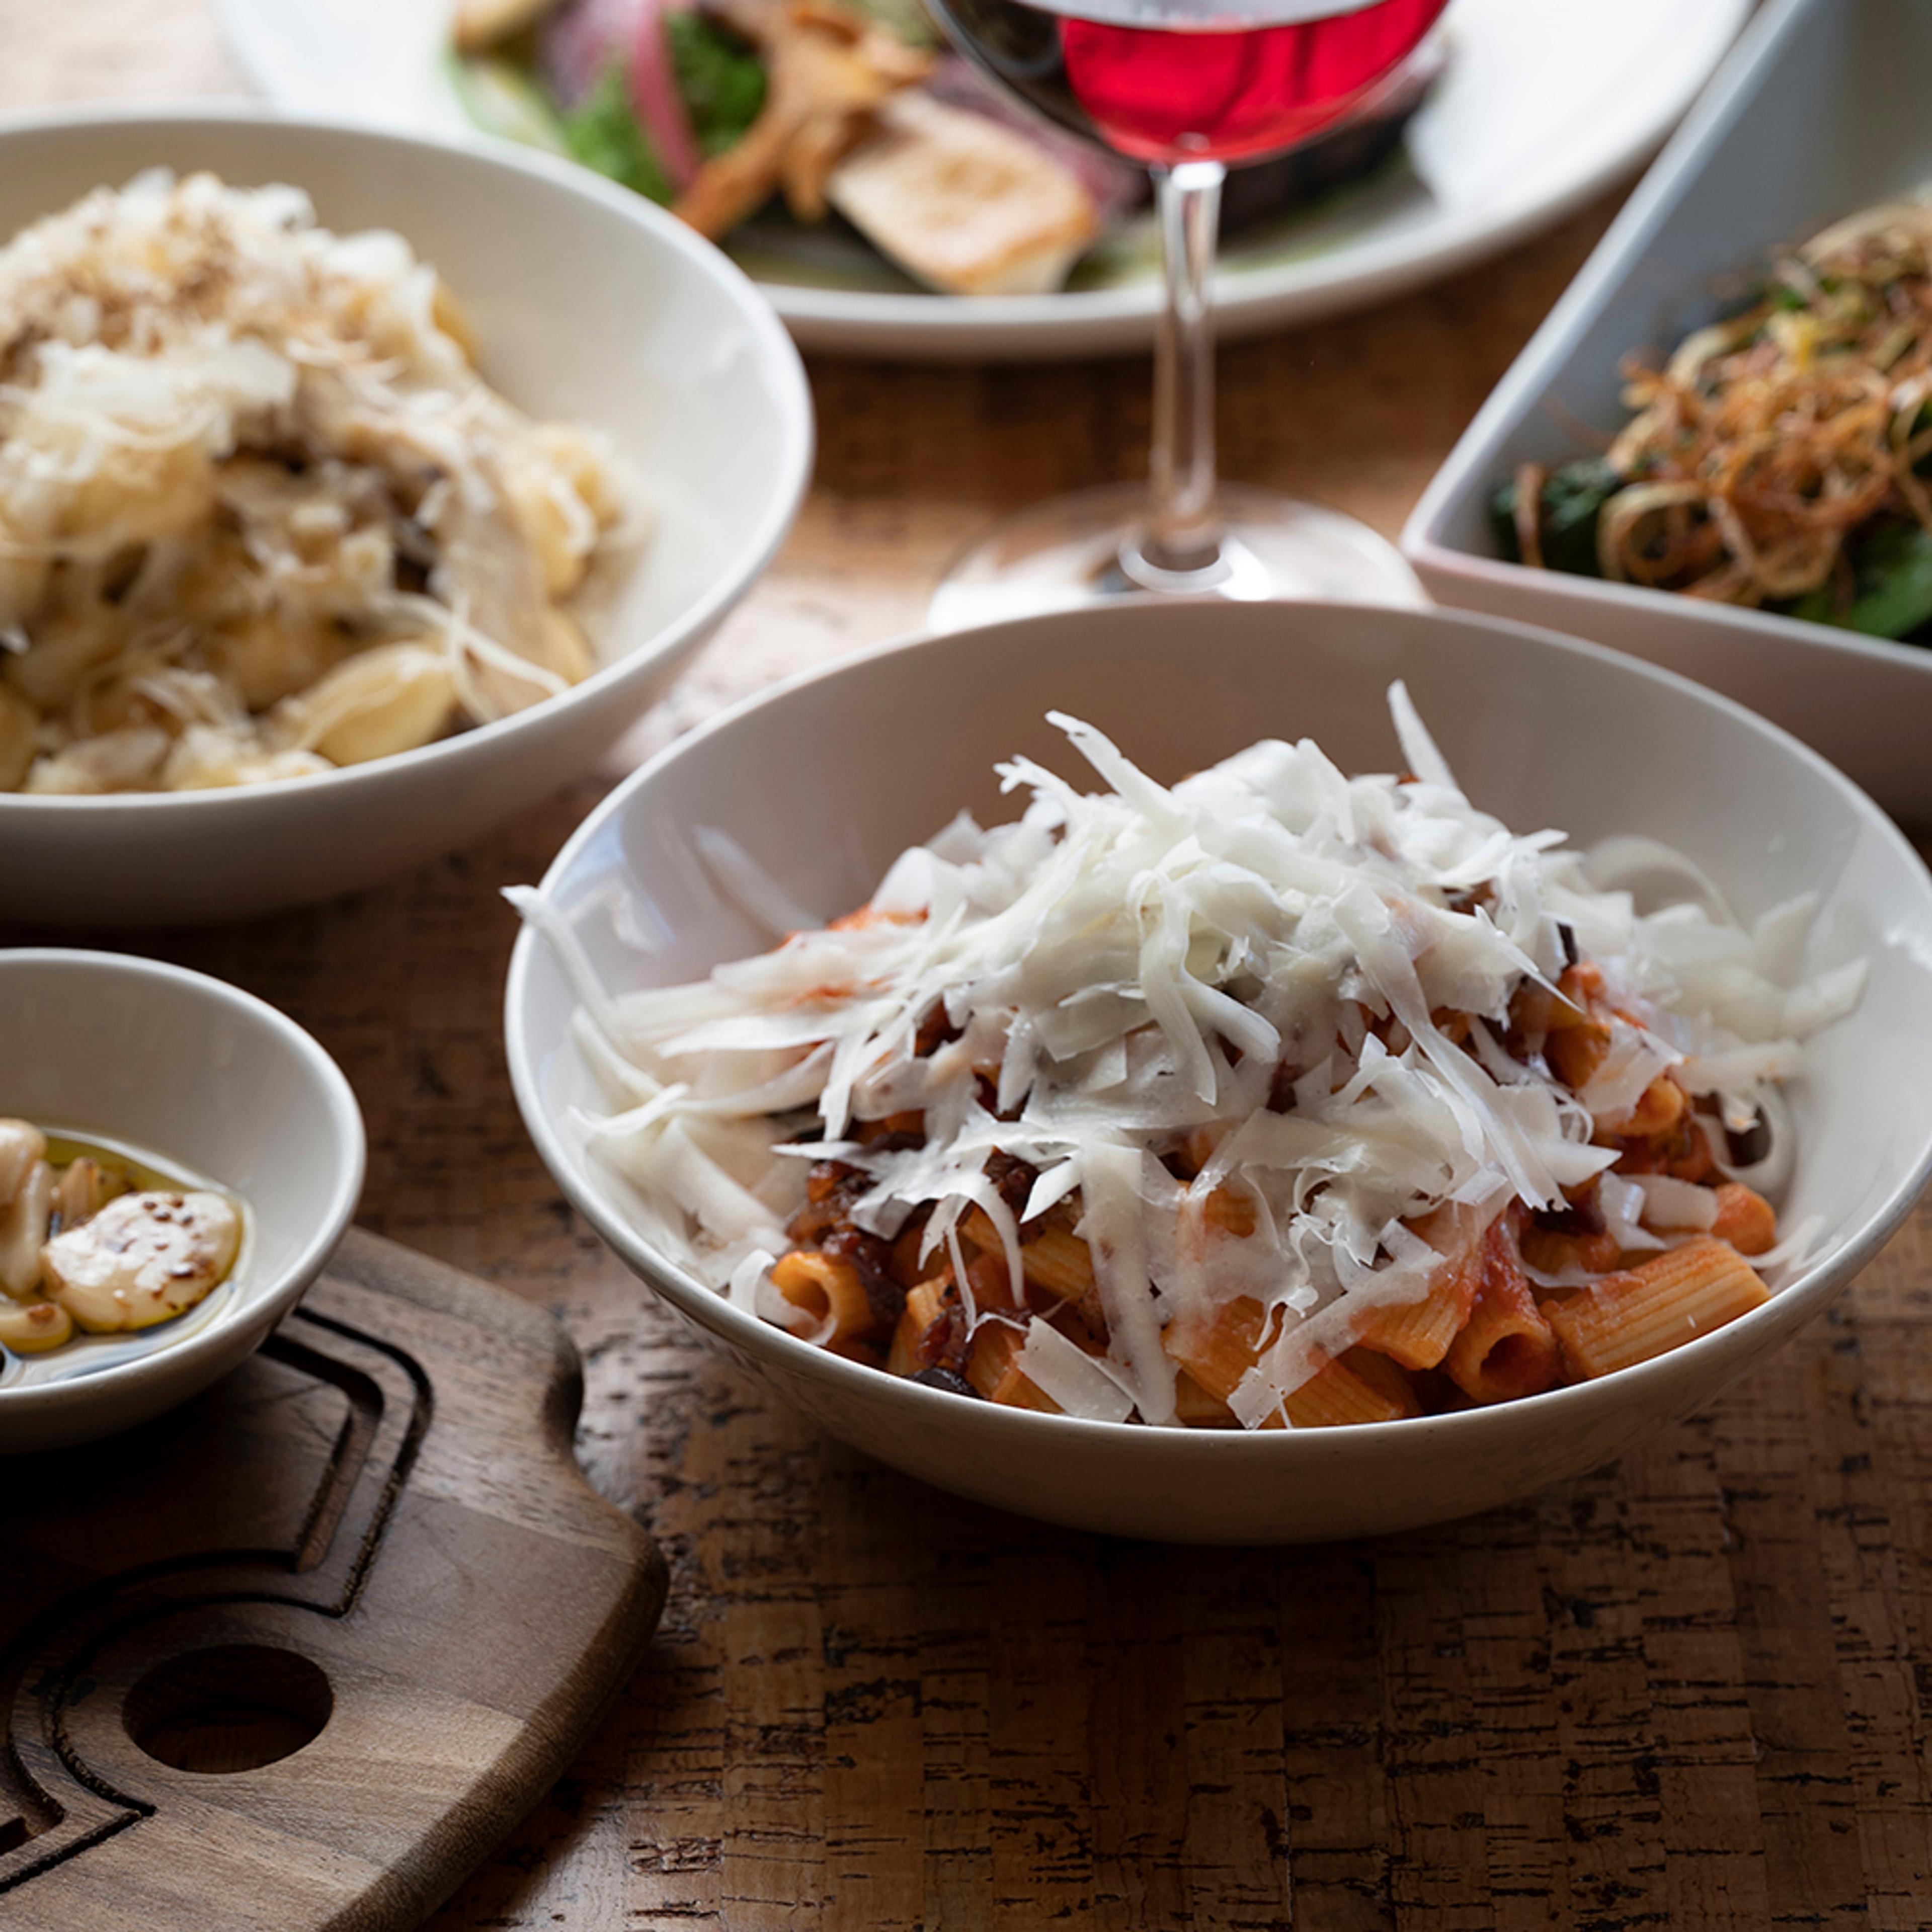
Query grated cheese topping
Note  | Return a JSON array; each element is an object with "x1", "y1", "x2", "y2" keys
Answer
[
  {"x1": 517, "y1": 688, "x2": 1865, "y2": 1426},
  {"x1": 0, "y1": 171, "x2": 642, "y2": 794}
]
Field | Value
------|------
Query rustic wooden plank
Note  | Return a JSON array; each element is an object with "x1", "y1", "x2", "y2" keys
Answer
[
  {"x1": 1815, "y1": 1220, "x2": 1932, "y2": 1927},
  {"x1": 917, "y1": 1536, "x2": 996, "y2": 1932},
  {"x1": 0, "y1": 1231, "x2": 666, "y2": 1932},
  {"x1": 819, "y1": 1468, "x2": 928, "y2": 1932},
  {"x1": 1086, "y1": 1546, "x2": 1190, "y2": 1932},
  {"x1": 1714, "y1": 1355, "x2": 1866, "y2": 1928},
  {"x1": 1461, "y1": 1506, "x2": 1569, "y2": 1931},
  {"x1": 1378, "y1": 1527, "x2": 1492, "y2": 1931},
  {"x1": 988, "y1": 1540, "x2": 1097, "y2": 1928},
  {"x1": 1279, "y1": 1551, "x2": 1392, "y2": 1930},
  {"x1": 1179, "y1": 1560, "x2": 1292, "y2": 1932}
]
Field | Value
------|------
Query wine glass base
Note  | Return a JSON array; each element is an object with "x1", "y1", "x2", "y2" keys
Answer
[{"x1": 928, "y1": 483, "x2": 1426, "y2": 630}]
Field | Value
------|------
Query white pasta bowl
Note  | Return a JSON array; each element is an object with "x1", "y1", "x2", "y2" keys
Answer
[
  {"x1": 0, "y1": 949, "x2": 365, "y2": 1452},
  {"x1": 0, "y1": 107, "x2": 812, "y2": 928},
  {"x1": 505, "y1": 599, "x2": 1932, "y2": 1543}
]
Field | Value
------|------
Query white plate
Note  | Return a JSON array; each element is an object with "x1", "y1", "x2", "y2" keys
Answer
[
  {"x1": 217, "y1": 0, "x2": 1750, "y2": 361},
  {"x1": 1401, "y1": 0, "x2": 1932, "y2": 831},
  {"x1": 505, "y1": 599, "x2": 1932, "y2": 1542}
]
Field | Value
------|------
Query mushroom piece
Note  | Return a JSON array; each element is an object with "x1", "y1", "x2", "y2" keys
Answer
[
  {"x1": 42, "y1": 1190, "x2": 242, "y2": 1333},
  {"x1": 826, "y1": 92, "x2": 1104, "y2": 296},
  {"x1": 453, "y1": 0, "x2": 570, "y2": 54},
  {"x1": 675, "y1": 0, "x2": 934, "y2": 242}
]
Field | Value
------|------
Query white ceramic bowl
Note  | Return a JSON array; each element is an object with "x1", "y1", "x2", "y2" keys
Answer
[
  {"x1": 0, "y1": 107, "x2": 813, "y2": 928},
  {"x1": 506, "y1": 600, "x2": 1932, "y2": 1543},
  {"x1": 0, "y1": 950, "x2": 365, "y2": 1452},
  {"x1": 1402, "y1": 0, "x2": 1932, "y2": 829}
]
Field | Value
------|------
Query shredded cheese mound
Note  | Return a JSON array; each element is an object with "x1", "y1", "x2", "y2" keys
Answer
[
  {"x1": 0, "y1": 171, "x2": 643, "y2": 795},
  {"x1": 517, "y1": 687, "x2": 1865, "y2": 1427}
]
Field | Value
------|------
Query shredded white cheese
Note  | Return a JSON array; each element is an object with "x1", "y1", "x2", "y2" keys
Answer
[{"x1": 517, "y1": 687, "x2": 1866, "y2": 1425}]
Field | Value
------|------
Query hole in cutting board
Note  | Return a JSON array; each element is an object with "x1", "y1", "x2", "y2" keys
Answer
[{"x1": 123, "y1": 1644, "x2": 333, "y2": 1774}]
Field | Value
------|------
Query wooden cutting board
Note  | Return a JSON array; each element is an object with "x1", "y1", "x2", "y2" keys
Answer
[{"x1": 0, "y1": 1228, "x2": 668, "y2": 1932}]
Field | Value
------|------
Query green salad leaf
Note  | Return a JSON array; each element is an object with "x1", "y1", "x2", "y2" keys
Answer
[
  {"x1": 1491, "y1": 457, "x2": 1620, "y2": 578},
  {"x1": 667, "y1": 13, "x2": 768, "y2": 158},
  {"x1": 1842, "y1": 520, "x2": 1932, "y2": 640},
  {"x1": 563, "y1": 62, "x2": 673, "y2": 204}
]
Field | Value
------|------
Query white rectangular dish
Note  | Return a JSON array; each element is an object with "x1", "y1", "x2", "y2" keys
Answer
[{"x1": 1402, "y1": 0, "x2": 1932, "y2": 829}]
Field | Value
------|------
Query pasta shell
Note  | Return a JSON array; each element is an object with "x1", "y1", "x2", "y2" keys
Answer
[
  {"x1": 23, "y1": 725, "x2": 171, "y2": 793},
  {"x1": 535, "y1": 423, "x2": 631, "y2": 531},
  {"x1": 0, "y1": 685, "x2": 38, "y2": 791},
  {"x1": 431, "y1": 276, "x2": 481, "y2": 363},
  {"x1": 273, "y1": 640, "x2": 457, "y2": 766},
  {"x1": 160, "y1": 722, "x2": 331, "y2": 791},
  {"x1": 4, "y1": 583, "x2": 129, "y2": 711},
  {"x1": 60, "y1": 438, "x2": 219, "y2": 552},
  {"x1": 539, "y1": 608, "x2": 596, "y2": 685},
  {"x1": 202, "y1": 613, "x2": 357, "y2": 711},
  {"x1": 502, "y1": 454, "x2": 599, "y2": 599},
  {"x1": 0, "y1": 552, "x2": 48, "y2": 631}
]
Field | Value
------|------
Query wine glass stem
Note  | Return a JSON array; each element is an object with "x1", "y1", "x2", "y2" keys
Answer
[{"x1": 1142, "y1": 158, "x2": 1226, "y2": 578}]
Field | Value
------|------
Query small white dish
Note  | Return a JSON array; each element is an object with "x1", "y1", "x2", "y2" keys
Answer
[
  {"x1": 0, "y1": 950, "x2": 365, "y2": 1453},
  {"x1": 218, "y1": 0, "x2": 1748, "y2": 362},
  {"x1": 0, "y1": 107, "x2": 813, "y2": 928},
  {"x1": 1403, "y1": 0, "x2": 1932, "y2": 829},
  {"x1": 504, "y1": 598, "x2": 1932, "y2": 1544}
]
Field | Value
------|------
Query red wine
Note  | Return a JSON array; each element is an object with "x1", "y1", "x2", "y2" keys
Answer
[{"x1": 925, "y1": 0, "x2": 1450, "y2": 168}]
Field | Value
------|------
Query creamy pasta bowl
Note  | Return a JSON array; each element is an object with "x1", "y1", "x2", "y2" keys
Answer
[
  {"x1": 505, "y1": 600, "x2": 1932, "y2": 1543},
  {"x1": 0, "y1": 108, "x2": 812, "y2": 928},
  {"x1": 0, "y1": 949, "x2": 365, "y2": 1452}
]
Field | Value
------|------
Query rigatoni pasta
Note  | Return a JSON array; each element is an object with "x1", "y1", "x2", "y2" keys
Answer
[
  {"x1": 517, "y1": 685, "x2": 1865, "y2": 1429},
  {"x1": 1543, "y1": 1238, "x2": 1772, "y2": 1383}
]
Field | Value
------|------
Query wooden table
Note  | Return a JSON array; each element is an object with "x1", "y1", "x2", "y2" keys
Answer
[{"x1": 8, "y1": 5, "x2": 1932, "y2": 1926}]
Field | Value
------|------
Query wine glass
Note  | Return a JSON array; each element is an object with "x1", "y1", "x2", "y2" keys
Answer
[{"x1": 924, "y1": 0, "x2": 1447, "y2": 626}]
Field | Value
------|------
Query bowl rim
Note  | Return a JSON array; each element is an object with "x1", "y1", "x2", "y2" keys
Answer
[
  {"x1": 505, "y1": 596, "x2": 1932, "y2": 1456},
  {"x1": 0, "y1": 946, "x2": 367, "y2": 1418},
  {"x1": 0, "y1": 99, "x2": 816, "y2": 817}
]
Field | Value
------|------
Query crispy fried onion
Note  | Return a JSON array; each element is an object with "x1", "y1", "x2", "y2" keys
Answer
[{"x1": 1592, "y1": 202, "x2": 1932, "y2": 605}]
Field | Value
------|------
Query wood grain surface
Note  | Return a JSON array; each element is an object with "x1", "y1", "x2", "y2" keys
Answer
[
  {"x1": 6, "y1": 4, "x2": 1932, "y2": 1927},
  {"x1": 0, "y1": 1229, "x2": 667, "y2": 1932}
]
